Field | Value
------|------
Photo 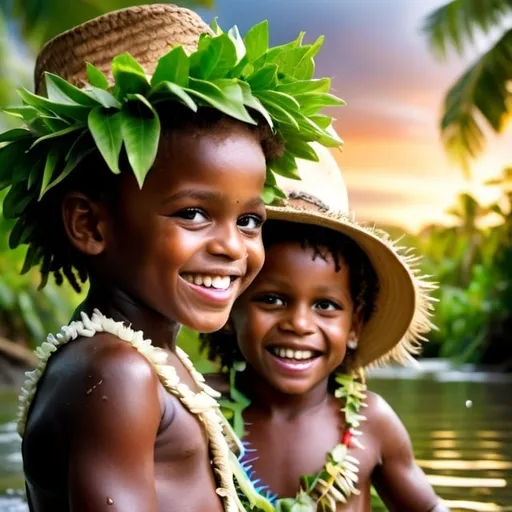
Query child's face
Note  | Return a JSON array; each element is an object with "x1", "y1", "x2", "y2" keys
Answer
[
  {"x1": 98, "y1": 121, "x2": 267, "y2": 332},
  {"x1": 232, "y1": 241, "x2": 361, "y2": 395}
]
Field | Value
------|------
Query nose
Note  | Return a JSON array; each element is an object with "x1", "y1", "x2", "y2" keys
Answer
[
  {"x1": 207, "y1": 222, "x2": 247, "y2": 261},
  {"x1": 279, "y1": 302, "x2": 316, "y2": 336}
]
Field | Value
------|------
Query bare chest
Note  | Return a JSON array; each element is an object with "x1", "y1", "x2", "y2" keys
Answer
[
  {"x1": 153, "y1": 377, "x2": 223, "y2": 511},
  {"x1": 242, "y1": 408, "x2": 379, "y2": 510}
]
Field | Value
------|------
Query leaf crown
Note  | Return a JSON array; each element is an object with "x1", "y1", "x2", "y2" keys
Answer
[{"x1": 0, "y1": 19, "x2": 344, "y2": 287}]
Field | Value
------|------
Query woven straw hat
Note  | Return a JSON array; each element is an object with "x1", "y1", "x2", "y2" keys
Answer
[
  {"x1": 267, "y1": 143, "x2": 435, "y2": 370},
  {"x1": 34, "y1": 4, "x2": 210, "y2": 94}
]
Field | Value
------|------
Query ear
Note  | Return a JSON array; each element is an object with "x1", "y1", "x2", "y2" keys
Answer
[
  {"x1": 61, "y1": 192, "x2": 108, "y2": 256},
  {"x1": 351, "y1": 305, "x2": 364, "y2": 339}
]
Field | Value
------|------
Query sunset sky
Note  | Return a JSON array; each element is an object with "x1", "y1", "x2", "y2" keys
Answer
[{"x1": 198, "y1": 0, "x2": 512, "y2": 233}]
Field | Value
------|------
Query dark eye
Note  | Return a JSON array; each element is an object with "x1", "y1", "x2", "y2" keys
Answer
[
  {"x1": 314, "y1": 300, "x2": 341, "y2": 311},
  {"x1": 173, "y1": 208, "x2": 208, "y2": 223},
  {"x1": 238, "y1": 214, "x2": 263, "y2": 231},
  {"x1": 256, "y1": 294, "x2": 285, "y2": 306}
]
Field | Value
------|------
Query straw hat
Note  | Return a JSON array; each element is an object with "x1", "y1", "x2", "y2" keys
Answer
[
  {"x1": 267, "y1": 144, "x2": 436, "y2": 369},
  {"x1": 34, "y1": 4, "x2": 210, "y2": 94}
]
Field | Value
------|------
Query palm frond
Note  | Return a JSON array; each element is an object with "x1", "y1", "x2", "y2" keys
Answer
[
  {"x1": 440, "y1": 28, "x2": 512, "y2": 172},
  {"x1": 423, "y1": 0, "x2": 512, "y2": 59}
]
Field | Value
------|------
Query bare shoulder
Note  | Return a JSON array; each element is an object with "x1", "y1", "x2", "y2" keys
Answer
[
  {"x1": 28, "y1": 332, "x2": 162, "y2": 429},
  {"x1": 363, "y1": 390, "x2": 412, "y2": 457},
  {"x1": 204, "y1": 372, "x2": 230, "y2": 395},
  {"x1": 363, "y1": 390, "x2": 398, "y2": 423}
]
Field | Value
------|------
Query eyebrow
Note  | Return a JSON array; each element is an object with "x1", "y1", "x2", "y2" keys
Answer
[{"x1": 163, "y1": 189, "x2": 264, "y2": 208}]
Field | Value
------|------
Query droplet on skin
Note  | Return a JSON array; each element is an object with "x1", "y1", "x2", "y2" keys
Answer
[
  {"x1": 107, "y1": 497, "x2": 114, "y2": 505},
  {"x1": 465, "y1": 400, "x2": 473, "y2": 408}
]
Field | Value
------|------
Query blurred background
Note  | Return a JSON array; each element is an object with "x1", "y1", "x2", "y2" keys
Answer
[{"x1": 0, "y1": 0, "x2": 511, "y2": 511}]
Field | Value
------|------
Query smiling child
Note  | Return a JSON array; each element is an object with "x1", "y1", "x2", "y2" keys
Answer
[
  {"x1": 203, "y1": 150, "x2": 449, "y2": 511},
  {"x1": 0, "y1": 5, "x2": 343, "y2": 511}
]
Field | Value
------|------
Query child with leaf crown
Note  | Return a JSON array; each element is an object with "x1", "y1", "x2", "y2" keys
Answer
[
  {"x1": 0, "y1": 5, "x2": 344, "y2": 511},
  {"x1": 202, "y1": 146, "x2": 449, "y2": 511}
]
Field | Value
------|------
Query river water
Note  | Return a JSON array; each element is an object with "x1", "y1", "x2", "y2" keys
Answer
[{"x1": 0, "y1": 362, "x2": 510, "y2": 511}]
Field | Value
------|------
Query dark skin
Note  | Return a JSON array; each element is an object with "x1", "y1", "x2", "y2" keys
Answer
[
  {"x1": 212, "y1": 242, "x2": 448, "y2": 511},
  {"x1": 22, "y1": 119, "x2": 267, "y2": 512}
]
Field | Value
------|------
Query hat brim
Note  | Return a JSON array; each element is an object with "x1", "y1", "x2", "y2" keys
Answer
[{"x1": 266, "y1": 205, "x2": 429, "y2": 369}]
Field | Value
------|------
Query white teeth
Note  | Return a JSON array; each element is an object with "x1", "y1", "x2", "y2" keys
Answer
[
  {"x1": 212, "y1": 276, "x2": 230, "y2": 290},
  {"x1": 182, "y1": 274, "x2": 232, "y2": 290},
  {"x1": 272, "y1": 348, "x2": 315, "y2": 360}
]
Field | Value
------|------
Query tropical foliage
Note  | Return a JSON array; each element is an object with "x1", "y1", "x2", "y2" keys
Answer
[{"x1": 423, "y1": 0, "x2": 512, "y2": 172}]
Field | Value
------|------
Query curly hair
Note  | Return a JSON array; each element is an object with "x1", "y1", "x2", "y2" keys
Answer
[
  {"x1": 201, "y1": 220, "x2": 380, "y2": 373},
  {"x1": 26, "y1": 105, "x2": 283, "y2": 292}
]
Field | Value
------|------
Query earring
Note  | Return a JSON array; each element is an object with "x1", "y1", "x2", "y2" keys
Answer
[{"x1": 347, "y1": 333, "x2": 358, "y2": 350}]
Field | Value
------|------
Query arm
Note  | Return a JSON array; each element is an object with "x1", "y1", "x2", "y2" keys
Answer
[
  {"x1": 369, "y1": 393, "x2": 449, "y2": 512},
  {"x1": 66, "y1": 340, "x2": 163, "y2": 512}
]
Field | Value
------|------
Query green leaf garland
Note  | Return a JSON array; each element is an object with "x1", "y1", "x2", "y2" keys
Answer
[{"x1": 0, "y1": 17, "x2": 344, "y2": 284}]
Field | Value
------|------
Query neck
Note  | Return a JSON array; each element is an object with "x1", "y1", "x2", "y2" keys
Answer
[
  {"x1": 238, "y1": 366, "x2": 329, "y2": 420},
  {"x1": 76, "y1": 279, "x2": 180, "y2": 351}
]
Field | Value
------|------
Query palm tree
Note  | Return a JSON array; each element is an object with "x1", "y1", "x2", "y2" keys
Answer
[
  {"x1": 445, "y1": 192, "x2": 487, "y2": 284},
  {"x1": 423, "y1": 1, "x2": 512, "y2": 174}
]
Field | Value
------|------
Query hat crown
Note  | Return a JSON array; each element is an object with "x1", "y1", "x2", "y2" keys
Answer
[
  {"x1": 34, "y1": 4, "x2": 210, "y2": 94},
  {"x1": 276, "y1": 142, "x2": 349, "y2": 213}
]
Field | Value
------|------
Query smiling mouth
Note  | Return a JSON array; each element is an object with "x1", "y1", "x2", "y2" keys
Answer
[
  {"x1": 180, "y1": 273, "x2": 238, "y2": 291},
  {"x1": 267, "y1": 346, "x2": 322, "y2": 362}
]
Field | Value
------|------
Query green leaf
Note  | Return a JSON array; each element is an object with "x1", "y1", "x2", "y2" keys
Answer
[
  {"x1": 27, "y1": 156, "x2": 45, "y2": 190},
  {"x1": 85, "y1": 87, "x2": 122, "y2": 108},
  {"x1": 45, "y1": 72, "x2": 100, "y2": 107},
  {"x1": 0, "y1": 128, "x2": 33, "y2": 143},
  {"x1": 3, "y1": 183, "x2": 33, "y2": 219},
  {"x1": 244, "y1": 20, "x2": 269, "y2": 62},
  {"x1": 210, "y1": 17, "x2": 224, "y2": 35},
  {"x1": 88, "y1": 107, "x2": 123, "y2": 174},
  {"x1": 86, "y1": 62, "x2": 110, "y2": 89},
  {"x1": 45, "y1": 132, "x2": 95, "y2": 195},
  {"x1": 295, "y1": 92, "x2": 345, "y2": 116},
  {"x1": 150, "y1": 81, "x2": 198, "y2": 111},
  {"x1": 269, "y1": 46, "x2": 310, "y2": 77},
  {"x1": 8, "y1": 218, "x2": 25, "y2": 249},
  {"x1": 276, "y1": 77, "x2": 331, "y2": 95},
  {"x1": 120, "y1": 95, "x2": 161, "y2": 188},
  {"x1": 294, "y1": 35, "x2": 325, "y2": 80},
  {"x1": 258, "y1": 90, "x2": 300, "y2": 112},
  {"x1": 185, "y1": 78, "x2": 256, "y2": 124},
  {"x1": 238, "y1": 81, "x2": 273, "y2": 128},
  {"x1": 286, "y1": 141, "x2": 320, "y2": 162},
  {"x1": 18, "y1": 89, "x2": 90, "y2": 122},
  {"x1": 2, "y1": 106, "x2": 41, "y2": 123},
  {"x1": 246, "y1": 64, "x2": 278, "y2": 90},
  {"x1": 111, "y1": 53, "x2": 150, "y2": 98},
  {"x1": 151, "y1": 46, "x2": 190, "y2": 88},
  {"x1": 190, "y1": 33, "x2": 238, "y2": 80},
  {"x1": 269, "y1": 150, "x2": 300, "y2": 180},
  {"x1": 0, "y1": 139, "x2": 32, "y2": 190},
  {"x1": 262, "y1": 183, "x2": 285, "y2": 205},
  {"x1": 21, "y1": 244, "x2": 40, "y2": 275},
  {"x1": 30, "y1": 124, "x2": 83, "y2": 149},
  {"x1": 257, "y1": 92, "x2": 300, "y2": 129},
  {"x1": 228, "y1": 25, "x2": 246, "y2": 63},
  {"x1": 310, "y1": 114, "x2": 333, "y2": 130},
  {"x1": 39, "y1": 146, "x2": 61, "y2": 199}
]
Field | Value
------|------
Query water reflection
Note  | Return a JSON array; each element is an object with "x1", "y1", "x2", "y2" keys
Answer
[
  {"x1": 0, "y1": 375, "x2": 510, "y2": 511},
  {"x1": 370, "y1": 376, "x2": 512, "y2": 511}
]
